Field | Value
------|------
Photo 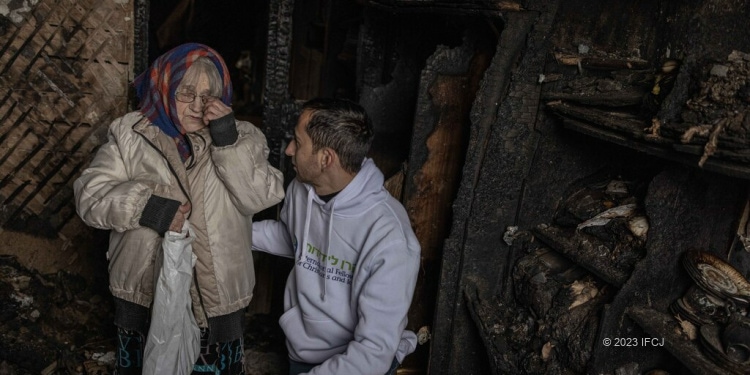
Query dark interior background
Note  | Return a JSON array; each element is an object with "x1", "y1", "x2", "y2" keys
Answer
[{"x1": 2, "y1": 1, "x2": 750, "y2": 374}]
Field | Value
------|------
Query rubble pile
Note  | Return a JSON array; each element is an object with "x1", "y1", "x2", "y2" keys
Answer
[
  {"x1": 662, "y1": 50, "x2": 750, "y2": 166},
  {"x1": 0, "y1": 255, "x2": 115, "y2": 374},
  {"x1": 0, "y1": 255, "x2": 287, "y2": 375}
]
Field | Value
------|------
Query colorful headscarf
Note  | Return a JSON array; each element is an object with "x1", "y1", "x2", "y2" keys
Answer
[{"x1": 133, "y1": 43, "x2": 233, "y2": 161}]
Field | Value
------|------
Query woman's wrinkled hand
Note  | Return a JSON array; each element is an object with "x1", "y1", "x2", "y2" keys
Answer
[
  {"x1": 202, "y1": 97, "x2": 232, "y2": 125},
  {"x1": 168, "y1": 202, "x2": 191, "y2": 233}
]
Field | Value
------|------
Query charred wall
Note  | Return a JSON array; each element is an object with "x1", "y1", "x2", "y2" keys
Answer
[{"x1": 429, "y1": 0, "x2": 750, "y2": 374}]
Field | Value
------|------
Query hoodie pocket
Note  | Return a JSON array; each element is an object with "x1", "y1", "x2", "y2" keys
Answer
[{"x1": 279, "y1": 305, "x2": 352, "y2": 362}]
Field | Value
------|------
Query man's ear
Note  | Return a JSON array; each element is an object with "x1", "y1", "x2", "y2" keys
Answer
[{"x1": 321, "y1": 147, "x2": 337, "y2": 169}]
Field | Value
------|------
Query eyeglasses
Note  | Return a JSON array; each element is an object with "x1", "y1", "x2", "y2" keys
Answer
[{"x1": 175, "y1": 91, "x2": 220, "y2": 104}]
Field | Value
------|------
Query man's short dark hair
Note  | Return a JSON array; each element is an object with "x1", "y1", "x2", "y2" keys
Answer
[{"x1": 302, "y1": 98, "x2": 374, "y2": 174}]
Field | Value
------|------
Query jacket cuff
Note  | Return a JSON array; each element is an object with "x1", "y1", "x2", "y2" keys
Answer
[
  {"x1": 209, "y1": 112, "x2": 239, "y2": 146},
  {"x1": 139, "y1": 195, "x2": 181, "y2": 236}
]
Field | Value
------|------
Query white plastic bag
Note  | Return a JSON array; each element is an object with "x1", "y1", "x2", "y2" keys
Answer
[{"x1": 143, "y1": 221, "x2": 200, "y2": 375}]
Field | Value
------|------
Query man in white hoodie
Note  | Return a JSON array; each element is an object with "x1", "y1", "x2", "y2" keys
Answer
[{"x1": 252, "y1": 98, "x2": 421, "y2": 375}]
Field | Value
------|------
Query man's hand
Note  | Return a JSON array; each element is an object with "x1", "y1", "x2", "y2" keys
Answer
[{"x1": 168, "y1": 202, "x2": 191, "y2": 232}]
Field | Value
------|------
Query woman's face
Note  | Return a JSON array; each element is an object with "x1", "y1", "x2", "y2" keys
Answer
[{"x1": 175, "y1": 71, "x2": 211, "y2": 133}]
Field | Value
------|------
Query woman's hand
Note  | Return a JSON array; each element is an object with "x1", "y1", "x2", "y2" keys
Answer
[
  {"x1": 202, "y1": 97, "x2": 233, "y2": 125},
  {"x1": 168, "y1": 202, "x2": 191, "y2": 233}
]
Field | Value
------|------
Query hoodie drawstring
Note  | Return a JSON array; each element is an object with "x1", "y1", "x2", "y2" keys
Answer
[
  {"x1": 300, "y1": 192, "x2": 314, "y2": 263},
  {"x1": 321, "y1": 200, "x2": 335, "y2": 301},
  {"x1": 301, "y1": 190, "x2": 330, "y2": 301},
  {"x1": 300, "y1": 187, "x2": 336, "y2": 302}
]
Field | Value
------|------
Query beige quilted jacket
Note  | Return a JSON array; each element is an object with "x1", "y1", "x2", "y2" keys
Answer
[{"x1": 74, "y1": 111, "x2": 284, "y2": 326}]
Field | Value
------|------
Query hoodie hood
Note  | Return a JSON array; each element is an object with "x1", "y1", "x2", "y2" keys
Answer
[{"x1": 304, "y1": 157, "x2": 386, "y2": 214}]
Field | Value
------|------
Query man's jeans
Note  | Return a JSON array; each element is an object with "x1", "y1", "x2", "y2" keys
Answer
[{"x1": 289, "y1": 357, "x2": 400, "y2": 375}]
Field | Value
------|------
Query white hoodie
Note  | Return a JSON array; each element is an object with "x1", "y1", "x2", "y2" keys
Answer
[{"x1": 253, "y1": 158, "x2": 420, "y2": 374}]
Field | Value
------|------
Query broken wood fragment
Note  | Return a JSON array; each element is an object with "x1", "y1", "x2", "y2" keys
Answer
[
  {"x1": 543, "y1": 90, "x2": 645, "y2": 107},
  {"x1": 546, "y1": 101, "x2": 649, "y2": 138},
  {"x1": 532, "y1": 224, "x2": 631, "y2": 287},
  {"x1": 699, "y1": 118, "x2": 728, "y2": 167},
  {"x1": 663, "y1": 123, "x2": 750, "y2": 150},
  {"x1": 553, "y1": 53, "x2": 650, "y2": 70},
  {"x1": 560, "y1": 116, "x2": 750, "y2": 179}
]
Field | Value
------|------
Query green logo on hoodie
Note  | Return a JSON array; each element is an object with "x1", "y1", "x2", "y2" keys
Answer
[{"x1": 301, "y1": 242, "x2": 356, "y2": 285}]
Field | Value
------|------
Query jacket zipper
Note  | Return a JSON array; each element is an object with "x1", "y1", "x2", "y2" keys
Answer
[{"x1": 133, "y1": 121, "x2": 211, "y2": 325}]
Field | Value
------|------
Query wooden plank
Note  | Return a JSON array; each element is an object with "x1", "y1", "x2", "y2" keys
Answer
[
  {"x1": 403, "y1": 26, "x2": 490, "y2": 373},
  {"x1": 405, "y1": 72, "x2": 472, "y2": 329},
  {"x1": 559, "y1": 117, "x2": 750, "y2": 180},
  {"x1": 532, "y1": 224, "x2": 631, "y2": 287},
  {"x1": 546, "y1": 101, "x2": 648, "y2": 138},
  {"x1": 429, "y1": 8, "x2": 545, "y2": 373}
]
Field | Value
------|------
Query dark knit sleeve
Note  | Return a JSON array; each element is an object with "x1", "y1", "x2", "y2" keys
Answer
[
  {"x1": 209, "y1": 112, "x2": 239, "y2": 146},
  {"x1": 138, "y1": 195, "x2": 181, "y2": 236}
]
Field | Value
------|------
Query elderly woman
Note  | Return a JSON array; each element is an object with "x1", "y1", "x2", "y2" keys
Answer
[{"x1": 74, "y1": 43, "x2": 284, "y2": 374}]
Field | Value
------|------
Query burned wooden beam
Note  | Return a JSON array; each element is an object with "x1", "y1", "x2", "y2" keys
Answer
[
  {"x1": 545, "y1": 101, "x2": 649, "y2": 138},
  {"x1": 401, "y1": 29, "x2": 481, "y2": 371},
  {"x1": 543, "y1": 90, "x2": 645, "y2": 107},
  {"x1": 553, "y1": 114, "x2": 750, "y2": 180},
  {"x1": 553, "y1": 52, "x2": 651, "y2": 71},
  {"x1": 542, "y1": 68, "x2": 654, "y2": 107},
  {"x1": 664, "y1": 126, "x2": 750, "y2": 150},
  {"x1": 532, "y1": 224, "x2": 631, "y2": 287}
]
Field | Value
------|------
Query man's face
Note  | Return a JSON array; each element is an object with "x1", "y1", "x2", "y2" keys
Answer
[{"x1": 285, "y1": 110, "x2": 323, "y2": 185}]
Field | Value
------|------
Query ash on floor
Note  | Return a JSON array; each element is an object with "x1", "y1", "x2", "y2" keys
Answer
[{"x1": 0, "y1": 255, "x2": 288, "y2": 375}]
